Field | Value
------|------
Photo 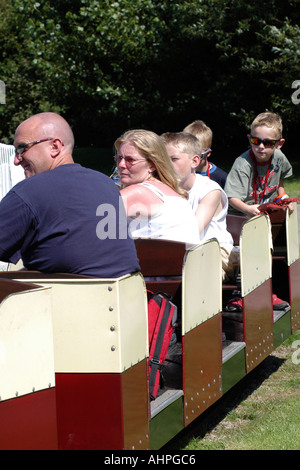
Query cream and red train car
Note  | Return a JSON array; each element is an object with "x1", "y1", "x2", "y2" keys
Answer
[{"x1": 0, "y1": 209, "x2": 299, "y2": 450}]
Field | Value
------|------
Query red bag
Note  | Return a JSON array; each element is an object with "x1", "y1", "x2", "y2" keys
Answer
[
  {"x1": 147, "y1": 291, "x2": 177, "y2": 400},
  {"x1": 258, "y1": 197, "x2": 300, "y2": 214}
]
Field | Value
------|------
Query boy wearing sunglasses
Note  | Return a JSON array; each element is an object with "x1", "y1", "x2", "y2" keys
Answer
[{"x1": 225, "y1": 112, "x2": 293, "y2": 218}]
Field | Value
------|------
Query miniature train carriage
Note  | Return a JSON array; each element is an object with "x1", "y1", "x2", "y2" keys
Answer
[{"x1": 0, "y1": 207, "x2": 299, "y2": 450}]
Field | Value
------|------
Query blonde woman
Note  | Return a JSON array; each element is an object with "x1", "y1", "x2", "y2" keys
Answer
[{"x1": 114, "y1": 129, "x2": 199, "y2": 246}]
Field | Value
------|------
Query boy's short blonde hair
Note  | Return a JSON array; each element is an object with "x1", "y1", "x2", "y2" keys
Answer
[
  {"x1": 251, "y1": 112, "x2": 283, "y2": 139},
  {"x1": 161, "y1": 131, "x2": 202, "y2": 158},
  {"x1": 183, "y1": 120, "x2": 213, "y2": 150}
]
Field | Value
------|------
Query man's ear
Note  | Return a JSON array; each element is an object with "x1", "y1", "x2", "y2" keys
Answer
[{"x1": 50, "y1": 138, "x2": 64, "y2": 157}]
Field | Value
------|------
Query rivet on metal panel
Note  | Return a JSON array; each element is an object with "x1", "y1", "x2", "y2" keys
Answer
[
  {"x1": 15, "y1": 391, "x2": 18, "y2": 397},
  {"x1": 110, "y1": 325, "x2": 115, "y2": 331},
  {"x1": 32, "y1": 387, "x2": 35, "y2": 392},
  {"x1": 108, "y1": 286, "x2": 113, "y2": 291},
  {"x1": 111, "y1": 345, "x2": 116, "y2": 351},
  {"x1": 109, "y1": 306, "x2": 114, "y2": 311}
]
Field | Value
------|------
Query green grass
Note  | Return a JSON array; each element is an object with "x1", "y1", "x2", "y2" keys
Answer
[
  {"x1": 282, "y1": 159, "x2": 300, "y2": 198},
  {"x1": 165, "y1": 330, "x2": 300, "y2": 450}
]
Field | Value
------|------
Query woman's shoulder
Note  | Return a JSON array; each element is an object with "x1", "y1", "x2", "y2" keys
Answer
[
  {"x1": 123, "y1": 180, "x2": 180, "y2": 198},
  {"x1": 120, "y1": 182, "x2": 164, "y2": 208}
]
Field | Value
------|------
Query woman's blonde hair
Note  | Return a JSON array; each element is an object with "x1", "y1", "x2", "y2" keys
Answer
[{"x1": 114, "y1": 129, "x2": 187, "y2": 198}]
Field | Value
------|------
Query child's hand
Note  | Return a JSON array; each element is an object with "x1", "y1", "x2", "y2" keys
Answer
[
  {"x1": 246, "y1": 204, "x2": 261, "y2": 218},
  {"x1": 288, "y1": 202, "x2": 294, "y2": 214}
]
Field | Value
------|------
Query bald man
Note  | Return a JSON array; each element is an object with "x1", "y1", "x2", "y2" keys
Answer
[
  {"x1": 13, "y1": 112, "x2": 75, "y2": 177},
  {"x1": 0, "y1": 112, "x2": 140, "y2": 278}
]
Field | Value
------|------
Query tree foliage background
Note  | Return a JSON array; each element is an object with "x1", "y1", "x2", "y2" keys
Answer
[{"x1": 0, "y1": 0, "x2": 299, "y2": 167}]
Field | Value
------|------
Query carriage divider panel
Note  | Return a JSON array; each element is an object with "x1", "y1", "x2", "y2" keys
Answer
[
  {"x1": 0, "y1": 272, "x2": 149, "y2": 450},
  {"x1": 0, "y1": 280, "x2": 57, "y2": 449}
]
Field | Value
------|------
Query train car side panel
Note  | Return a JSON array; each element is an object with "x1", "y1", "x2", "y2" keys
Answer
[
  {"x1": 183, "y1": 313, "x2": 223, "y2": 426},
  {"x1": 243, "y1": 280, "x2": 274, "y2": 373},
  {"x1": 0, "y1": 282, "x2": 57, "y2": 449},
  {"x1": 0, "y1": 388, "x2": 57, "y2": 450}
]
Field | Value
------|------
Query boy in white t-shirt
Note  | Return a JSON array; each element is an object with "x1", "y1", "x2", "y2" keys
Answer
[
  {"x1": 163, "y1": 130, "x2": 289, "y2": 311},
  {"x1": 162, "y1": 131, "x2": 239, "y2": 283}
]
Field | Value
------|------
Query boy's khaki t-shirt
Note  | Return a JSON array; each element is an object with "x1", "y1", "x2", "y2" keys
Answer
[{"x1": 225, "y1": 148, "x2": 293, "y2": 210}]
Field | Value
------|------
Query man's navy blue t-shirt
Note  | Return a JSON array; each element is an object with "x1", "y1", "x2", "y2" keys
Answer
[{"x1": 0, "y1": 164, "x2": 140, "y2": 278}]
